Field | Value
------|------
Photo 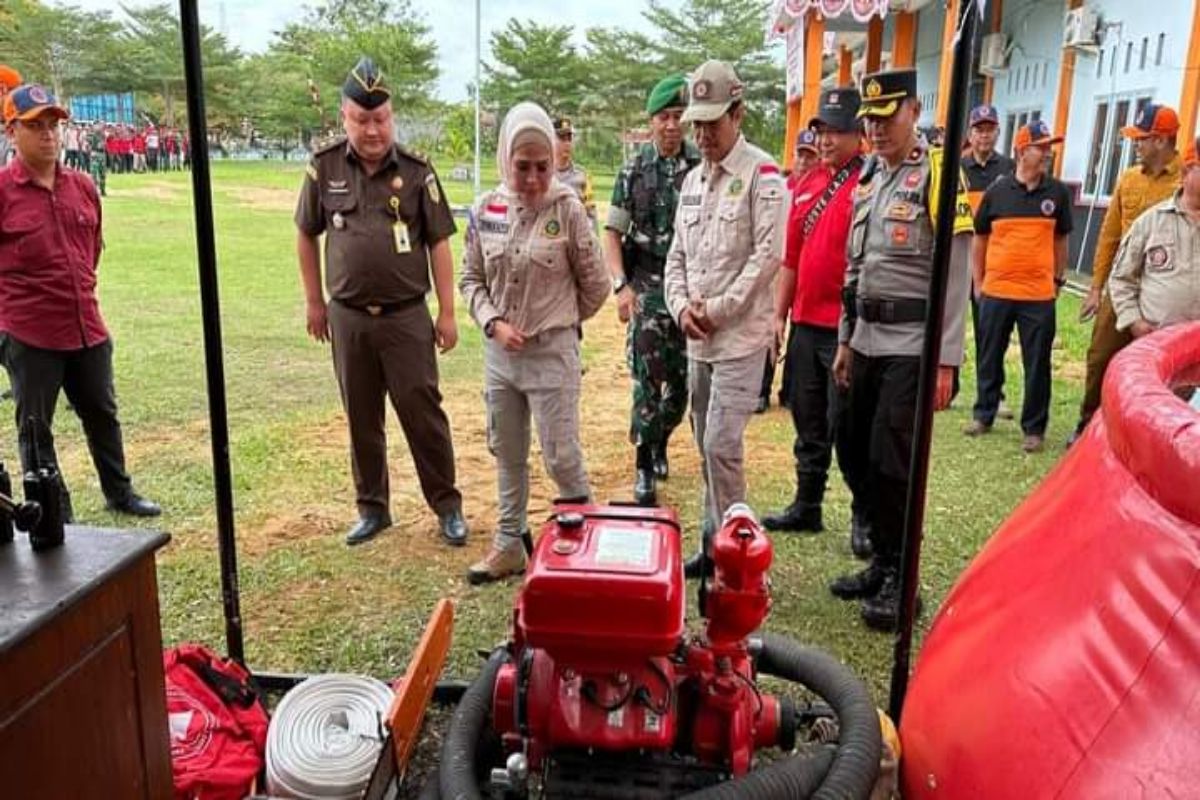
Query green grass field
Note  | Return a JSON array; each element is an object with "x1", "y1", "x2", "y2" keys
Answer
[{"x1": 54, "y1": 159, "x2": 1092, "y2": 701}]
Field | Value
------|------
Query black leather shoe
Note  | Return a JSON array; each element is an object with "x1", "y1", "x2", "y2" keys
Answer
[
  {"x1": 438, "y1": 508, "x2": 468, "y2": 547},
  {"x1": 106, "y1": 493, "x2": 162, "y2": 518},
  {"x1": 763, "y1": 503, "x2": 824, "y2": 533},
  {"x1": 829, "y1": 563, "x2": 888, "y2": 600},
  {"x1": 653, "y1": 443, "x2": 669, "y2": 481},
  {"x1": 345, "y1": 515, "x2": 391, "y2": 546},
  {"x1": 634, "y1": 468, "x2": 656, "y2": 506},
  {"x1": 861, "y1": 571, "x2": 922, "y2": 632},
  {"x1": 683, "y1": 551, "x2": 714, "y2": 580},
  {"x1": 850, "y1": 513, "x2": 873, "y2": 560}
]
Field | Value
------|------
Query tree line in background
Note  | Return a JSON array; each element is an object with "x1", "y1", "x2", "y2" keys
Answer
[{"x1": 0, "y1": 0, "x2": 785, "y2": 169}]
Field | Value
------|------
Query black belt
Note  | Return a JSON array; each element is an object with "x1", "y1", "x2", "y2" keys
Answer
[
  {"x1": 857, "y1": 298, "x2": 927, "y2": 324},
  {"x1": 335, "y1": 296, "x2": 425, "y2": 316}
]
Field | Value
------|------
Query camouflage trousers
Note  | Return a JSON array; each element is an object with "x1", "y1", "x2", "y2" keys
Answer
[
  {"x1": 88, "y1": 159, "x2": 106, "y2": 196},
  {"x1": 626, "y1": 289, "x2": 688, "y2": 446}
]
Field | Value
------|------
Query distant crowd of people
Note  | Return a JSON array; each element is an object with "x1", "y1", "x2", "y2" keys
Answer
[{"x1": 61, "y1": 122, "x2": 190, "y2": 175}]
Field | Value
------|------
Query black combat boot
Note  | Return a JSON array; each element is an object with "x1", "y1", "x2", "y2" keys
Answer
[
  {"x1": 829, "y1": 561, "x2": 888, "y2": 600},
  {"x1": 850, "y1": 510, "x2": 873, "y2": 560},
  {"x1": 860, "y1": 569, "x2": 922, "y2": 632},
  {"x1": 634, "y1": 444, "x2": 657, "y2": 506},
  {"x1": 763, "y1": 476, "x2": 824, "y2": 533},
  {"x1": 683, "y1": 518, "x2": 715, "y2": 580},
  {"x1": 653, "y1": 440, "x2": 669, "y2": 481}
]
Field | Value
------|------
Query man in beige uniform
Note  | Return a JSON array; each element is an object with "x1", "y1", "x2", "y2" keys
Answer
[
  {"x1": 295, "y1": 58, "x2": 468, "y2": 547},
  {"x1": 664, "y1": 60, "x2": 788, "y2": 578},
  {"x1": 1108, "y1": 136, "x2": 1200, "y2": 341}
]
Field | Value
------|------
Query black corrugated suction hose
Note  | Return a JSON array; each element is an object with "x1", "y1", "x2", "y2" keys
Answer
[{"x1": 438, "y1": 648, "x2": 508, "y2": 800}]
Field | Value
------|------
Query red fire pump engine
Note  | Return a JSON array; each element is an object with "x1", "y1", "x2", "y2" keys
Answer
[{"x1": 435, "y1": 504, "x2": 883, "y2": 800}]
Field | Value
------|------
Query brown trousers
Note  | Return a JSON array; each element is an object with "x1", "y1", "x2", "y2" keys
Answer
[
  {"x1": 1079, "y1": 292, "x2": 1132, "y2": 429},
  {"x1": 328, "y1": 300, "x2": 461, "y2": 519}
]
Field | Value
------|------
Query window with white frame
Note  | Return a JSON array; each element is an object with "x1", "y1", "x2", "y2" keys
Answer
[
  {"x1": 1002, "y1": 108, "x2": 1043, "y2": 157},
  {"x1": 1083, "y1": 93, "x2": 1155, "y2": 198}
]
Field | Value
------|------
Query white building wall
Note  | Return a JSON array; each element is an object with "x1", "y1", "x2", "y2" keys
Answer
[
  {"x1": 914, "y1": 1, "x2": 946, "y2": 124},
  {"x1": 989, "y1": 0, "x2": 1068, "y2": 146},
  {"x1": 1062, "y1": 0, "x2": 1194, "y2": 188}
]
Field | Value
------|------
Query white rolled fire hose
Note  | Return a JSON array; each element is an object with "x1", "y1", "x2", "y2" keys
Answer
[{"x1": 266, "y1": 674, "x2": 395, "y2": 799}]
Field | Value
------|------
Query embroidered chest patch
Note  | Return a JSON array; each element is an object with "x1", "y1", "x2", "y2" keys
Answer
[
  {"x1": 544, "y1": 218, "x2": 561, "y2": 237},
  {"x1": 1145, "y1": 245, "x2": 1171, "y2": 270},
  {"x1": 1040, "y1": 199, "x2": 1056, "y2": 216}
]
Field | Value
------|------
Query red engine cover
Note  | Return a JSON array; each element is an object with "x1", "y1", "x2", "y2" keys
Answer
[{"x1": 519, "y1": 506, "x2": 684, "y2": 665}]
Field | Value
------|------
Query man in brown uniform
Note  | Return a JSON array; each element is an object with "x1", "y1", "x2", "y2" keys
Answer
[
  {"x1": 295, "y1": 57, "x2": 468, "y2": 547},
  {"x1": 1071, "y1": 104, "x2": 1181, "y2": 444}
]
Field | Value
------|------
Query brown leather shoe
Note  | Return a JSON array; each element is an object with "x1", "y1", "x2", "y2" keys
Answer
[
  {"x1": 962, "y1": 419, "x2": 992, "y2": 437},
  {"x1": 1021, "y1": 434, "x2": 1045, "y2": 453},
  {"x1": 467, "y1": 545, "x2": 526, "y2": 585}
]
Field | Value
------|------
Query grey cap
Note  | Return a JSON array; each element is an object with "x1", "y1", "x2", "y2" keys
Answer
[{"x1": 682, "y1": 60, "x2": 745, "y2": 123}]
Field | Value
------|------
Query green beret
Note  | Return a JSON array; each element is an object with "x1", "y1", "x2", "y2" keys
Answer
[{"x1": 646, "y1": 75, "x2": 688, "y2": 116}]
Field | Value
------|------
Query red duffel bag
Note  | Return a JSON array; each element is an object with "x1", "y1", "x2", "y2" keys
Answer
[{"x1": 164, "y1": 644, "x2": 269, "y2": 800}]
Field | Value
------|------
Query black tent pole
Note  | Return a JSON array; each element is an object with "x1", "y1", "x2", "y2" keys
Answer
[
  {"x1": 177, "y1": 0, "x2": 244, "y2": 663},
  {"x1": 888, "y1": 0, "x2": 978, "y2": 723}
]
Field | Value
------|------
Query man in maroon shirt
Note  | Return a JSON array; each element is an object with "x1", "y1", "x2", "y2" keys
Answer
[
  {"x1": 0, "y1": 85, "x2": 160, "y2": 520},
  {"x1": 764, "y1": 88, "x2": 870, "y2": 558}
]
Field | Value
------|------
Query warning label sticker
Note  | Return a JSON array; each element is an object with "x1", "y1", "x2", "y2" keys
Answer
[{"x1": 594, "y1": 527, "x2": 655, "y2": 569}]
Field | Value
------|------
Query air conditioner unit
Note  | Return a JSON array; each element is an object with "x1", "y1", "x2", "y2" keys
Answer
[
  {"x1": 1063, "y1": 6, "x2": 1100, "y2": 50},
  {"x1": 979, "y1": 32, "x2": 1010, "y2": 75}
]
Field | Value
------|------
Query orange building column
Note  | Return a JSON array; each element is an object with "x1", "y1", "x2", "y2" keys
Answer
[
  {"x1": 1179, "y1": 0, "x2": 1200, "y2": 146},
  {"x1": 934, "y1": 0, "x2": 960, "y2": 126},
  {"x1": 982, "y1": 0, "x2": 1004, "y2": 104},
  {"x1": 839, "y1": 45, "x2": 853, "y2": 86},
  {"x1": 866, "y1": 16, "x2": 883, "y2": 74},
  {"x1": 893, "y1": 12, "x2": 917, "y2": 68},
  {"x1": 786, "y1": 11, "x2": 826, "y2": 169},
  {"x1": 1051, "y1": 0, "x2": 1084, "y2": 177}
]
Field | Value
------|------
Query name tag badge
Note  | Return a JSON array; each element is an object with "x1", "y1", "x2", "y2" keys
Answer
[{"x1": 393, "y1": 221, "x2": 411, "y2": 254}]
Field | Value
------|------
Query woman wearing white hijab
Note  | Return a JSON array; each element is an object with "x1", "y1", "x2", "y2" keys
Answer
[{"x1": 459, "y1": 101, "x2": 610, "y2": 584}]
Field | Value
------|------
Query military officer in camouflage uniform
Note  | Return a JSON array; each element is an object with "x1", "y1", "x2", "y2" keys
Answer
[
  {"x1": 605, "y1": 75, "x2": 701, "y2": 506},
  {"x1": 664, "y1": 61, "x2": 788, "y2": 579},
  {"x1": 87, "y1": 123, "x2": 107, "y2": 197},
  {"x1": 295, "y1": 57, "x2": 469, "y2": 548},
  {"x1": 553, "y1": 116, "x2": 597, "y2": 225},
  {"x1": 829, "y1": 69, "x2": 974, "y2": 631}
]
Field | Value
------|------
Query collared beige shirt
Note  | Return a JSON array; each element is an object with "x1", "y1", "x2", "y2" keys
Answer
[
  {"x1": 664, "y1": 135, "x2": 787, "y2": 362},
  {"x1": 460, "y1": 182, "x2": 609, "y2": 337},
  {"x1": 1109, "y1": 191, "x2": 1200, "y2": 332}
]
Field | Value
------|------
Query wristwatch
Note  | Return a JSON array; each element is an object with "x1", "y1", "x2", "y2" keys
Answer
[
  {"x1": 612, "y1": 275, "x2": 629, "y2": 294},
  {"x1": 484, "y1": 318, "x2": 501, "y2": 338}
]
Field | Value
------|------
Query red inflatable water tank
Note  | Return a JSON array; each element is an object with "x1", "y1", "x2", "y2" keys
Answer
[{"x1": 901, "y1": 323, "x2": 1200, "y2": 799}]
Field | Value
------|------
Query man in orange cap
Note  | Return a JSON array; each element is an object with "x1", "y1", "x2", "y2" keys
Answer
[
  {"x1": 0, "y1": 64, "x2": 22, "y2": 165},
  {"x1": 965, "y1": 121, "x2": 1074, "y2": 454},
  {"x1": 1071, "y1": 104, "x2": 1181, "y2": 444},
  {"x1": 1108, "y1": 136, "x2": 1200, "y2": 341},
  {"x1": 0, "y1": 85, "x2": 162, "y2": 521}
]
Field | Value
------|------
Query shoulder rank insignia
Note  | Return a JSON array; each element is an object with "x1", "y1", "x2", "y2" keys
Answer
[{"x1": 425, "y1": 173, "x2": 440, "y2": 204}]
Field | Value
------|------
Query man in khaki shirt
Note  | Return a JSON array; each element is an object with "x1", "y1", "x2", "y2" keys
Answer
[
  {"x1": 663, "y1": 60, "x2": 787, "y2": 578},
  {"x1": 1072, "y1": 105, "x2": 1181, "y2": 443},
  {"x1": 1109, "y1": 137, "x2": 1200, "y2": 339}
]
